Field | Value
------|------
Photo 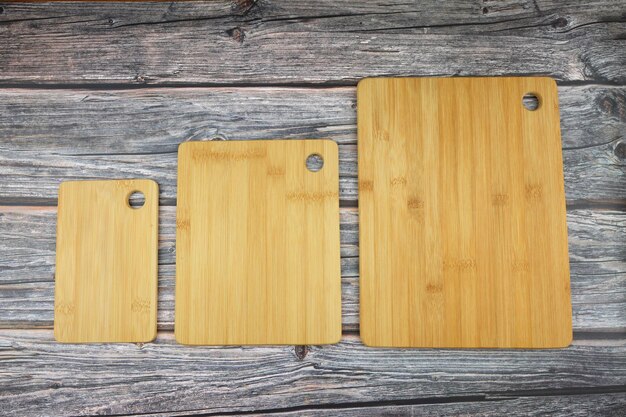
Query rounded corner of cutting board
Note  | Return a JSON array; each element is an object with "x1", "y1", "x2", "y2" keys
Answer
[
  {"x1": 57, "y1": 180, "x2": 72, "y2": 194},
  {"x1": 321, "y1": 138, "x2": 339, "y2": 151},
  {"x1": 323, "y1": 329, "x2": 343, "y2": 346},
  {"x1": 53, "y1": 325, "x2": 65, "y2": 343},
  {"x1": 555, "y1": 333, "x2": 574, "y2": 349},
  {"x1": 536, "y1": 76, "x2": 558, "y2": 89},
  {"x1": 177, "y1": 141, "x2": 195, "y2": 158},
  {"x1": 563, "y1": 332, "x2": 574, "y2": 348},
  {"x1": 141, "y1": 178, "x2": 159, "y2": 191},
  {"x1": 356, "y1": 77, "x2": 376, "y2": 91},
  {"x1": 139, "y1": 327, "x2": 158, "y2": 344}
]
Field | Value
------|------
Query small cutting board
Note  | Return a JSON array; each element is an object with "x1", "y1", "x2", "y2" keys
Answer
[
  {"x1": 175, "y1": 140, "x2": 341, "y2": 345},
  {"x1": 358, "y1": 77, "x2": 572, "y2": 348},
  {"x1": 55, "y1": 179, "x2": 159, "y2": 343}
]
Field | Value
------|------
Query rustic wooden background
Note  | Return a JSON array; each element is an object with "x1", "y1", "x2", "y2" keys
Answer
[{"x1": 0, "y1": 1, "x2": 625, "y2": 416}]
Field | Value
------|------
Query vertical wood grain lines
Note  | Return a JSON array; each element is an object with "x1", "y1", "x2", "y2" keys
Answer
[
  {"x1": 54, "y1": 180, "x2": 159, "y2": 343},
  {"x1": 175, "y1": 140, "x2": 341, "y2": 345},
  {"x1": 358, "y1": 77, "x2": 572, "y2": 348}
]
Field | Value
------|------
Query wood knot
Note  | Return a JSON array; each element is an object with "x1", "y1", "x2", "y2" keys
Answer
[
  {"x1": 232, "y1": 0, "x2": 258, "y2": 16},
  {"x1": 597, "y1": 91, "x2": 626, "y2": 122},
  {"x1": 227, "y1": 27, "x2": 245, "y2": 43},
  {"x1": 551, "y1": 17, "x2": 569, "y2": 29},
  {"x1": 614, "y1": 141, "x2": 626, "y2": 160},
  {"x1": 294, "y1": 345, "x2": 308, "y2": 360},
  {"x1": 134, "y1": 75, "x2": 146, "y2": 84}
]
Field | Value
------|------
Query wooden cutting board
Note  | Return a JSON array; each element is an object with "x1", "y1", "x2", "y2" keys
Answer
[
  {"x1": 358, "y1": 77, "x2": 572, "y2": 348},
  {"x1": 54, "y1": 179, "x2": 159, "y2": 343},
  {"x1": 175, "y1": 139, "x2": 341, "y2": 345}
]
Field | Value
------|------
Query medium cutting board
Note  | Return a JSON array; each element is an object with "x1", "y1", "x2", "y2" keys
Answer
[
  {"x1": 175, "y1": 139, "x2": 341, "y2": 345},
  {"x1": 358, "y1": 77, "x2": 572, "y2": 348},
  {"x1": 54, "y1": 179, "x2": 159, "y2": 343}
]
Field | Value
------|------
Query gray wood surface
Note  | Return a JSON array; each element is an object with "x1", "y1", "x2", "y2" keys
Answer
[
  {"x1": 1, "y1": 207, "x2": 624, "y2": 333},
  {"x1": 0, "y1": 0, "x2": 624, "y2": 416},
  {"x1": 1, "y1": 330, "x2": 625, "y2": 417},
  {"x1": 0, "y1": 1, "x2": 624, "y2": 85},
  {"x1": 0, "y1": 85, "x2": 624, "y2": 204},
  {"x1": 215, "y1": 393, "x2": 626, "y2": 417}
]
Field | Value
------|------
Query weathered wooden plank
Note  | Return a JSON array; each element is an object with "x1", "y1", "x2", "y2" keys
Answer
[
  {"x1": 0, "y1": 1, "x2": 624, "y2": 85},
  {"x1": 0, "y1": 330, "x2": 624, "y2": 417},
  {"x1": 0, "y1": 206, "x2": 624, "y2": 332},
  {"x1": 215, "y1": 393, "x2": 626, "y2": 417},
  {"x1": 0, "y1": 2, "x2": 622, "y2": 416},
  {"x1": 0, "y1": 85, "x2": 624, "y2": 204}
]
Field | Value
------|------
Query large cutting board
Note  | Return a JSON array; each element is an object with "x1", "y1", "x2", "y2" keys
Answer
[
  {"x1": 358, "y1": 77, "x2": 572, "y2": 348},
  {"x1": 175, "y1": 140, "x2": 341, "y2": 345},
  {"x1": 55, "y1": 179, "x2": 159, "y2": 343}
]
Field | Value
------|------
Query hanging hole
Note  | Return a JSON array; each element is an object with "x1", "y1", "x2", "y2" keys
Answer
[
  {"x1": 522, "y1": 93, "x2": 540, "y2": 111},
  {"x1": 306, "y1": 154, "x2": 324, "y2": 172},
  {"x1": 128, "y1": 191, "x2": 145, "y2": 209}
]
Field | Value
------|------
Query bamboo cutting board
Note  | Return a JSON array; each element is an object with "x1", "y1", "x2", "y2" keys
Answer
[
  {"x1": 358, "y1": 77, "x2": 572, "y2": 348},
  {"x1": 54, "y1": 179, "x2": 159, "y2": 343},
  {"x1": 175, "y1": 139, "x2": 341, "y2": 345}
]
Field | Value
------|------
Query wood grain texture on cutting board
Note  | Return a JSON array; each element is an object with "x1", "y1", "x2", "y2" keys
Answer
[
  {"x1": 54, "y1": 179, "x2": 159, "y2": 343},
  {"x1": 358, "y1": 77, "x2": 572, "y2": 348},
  {"x1": 175, "y1": 140, "x2": 341, "y2": 345}
]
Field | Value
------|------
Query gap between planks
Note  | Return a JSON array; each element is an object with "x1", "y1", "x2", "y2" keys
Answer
[{"x1": 0, "y1": 79, "x2": 623, "y2": 91}]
